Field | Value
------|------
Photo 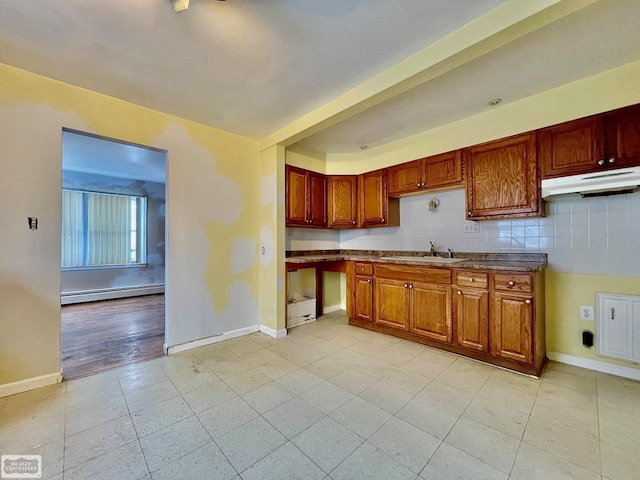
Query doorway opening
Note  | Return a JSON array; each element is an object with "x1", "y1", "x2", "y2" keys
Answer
[{"x1": 60, "y1": 129, "x2": 167, "y2": 380}]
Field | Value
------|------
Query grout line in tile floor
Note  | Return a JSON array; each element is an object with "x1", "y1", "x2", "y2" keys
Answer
[{"x1": 2, "y1": 311, "x2": 637, "y2": 479}]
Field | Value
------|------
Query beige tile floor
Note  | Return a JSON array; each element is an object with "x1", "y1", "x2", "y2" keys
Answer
[{"x1": 1, "y1": 311, "x2": 639, "y2": 480}]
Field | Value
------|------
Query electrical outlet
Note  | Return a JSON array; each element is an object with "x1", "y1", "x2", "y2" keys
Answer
[
  {"x1": 464, "y1": 221, "x2": 479, "y2": 233},
  {"x1": 580, "y1": 305, "x2": 595, "y2": 321}
]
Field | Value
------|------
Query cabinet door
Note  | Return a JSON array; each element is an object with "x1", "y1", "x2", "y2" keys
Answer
[
  {"x1": 423, "y1": 151, "x2": 463, "y2": 189},
  {"x1": 539, "y1": 116, "x2": 605, "y2": 179},
  {"x1": 354, "y1": 275, "x2": 373, "y2": 322},
  {"x1": 606, "y1": 104, "x2": 640, "y2": 168},
  {"x1": 454, "y1": 288, "x2": 489, "y2": 352},
  {"x1": 308, "y1": 172, "x2": 327, "y2": 226},
  {"x1": 286, "y1": 165, "x2": 308, "y2": 226},
  {"x1": 491, "y1": 292, "x2": 533, "y2": 364},
  {"x1": 387, "y1": 160, "x2": 422, "y2": 196},
  {"x1": 374, "y1": 278, "x2": 409, "y2": 331},
  {"x1": 465, "y1": 132, "x2": 542, "y2": 220},
  {"x1": 410, "y1": 283, "x2": 452, "y2": 343},
  {"x1": 359, "y1": 170, "x2": 388, "y2": 227},
  {"x1": 327, "y1": 175, "x2": 358, "y2": 227}
]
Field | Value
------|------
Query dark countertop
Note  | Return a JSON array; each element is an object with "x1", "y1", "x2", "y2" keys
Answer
[{"x1": 285, "y1": 250, "x2": 547, "y2": 272}]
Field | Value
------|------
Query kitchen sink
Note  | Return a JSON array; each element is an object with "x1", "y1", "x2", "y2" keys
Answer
[{"x1": 380, "y1": 256, "x2": 468, "y2": 264}]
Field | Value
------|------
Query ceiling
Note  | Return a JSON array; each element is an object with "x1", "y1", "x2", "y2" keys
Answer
[
  {"x1": 0, "y1": 0, "x2": 506, "y2": 140},
  {"x1": 62, "y1": 131, "x2": 167, "y2": 183},
  {"x1": 2, "y1": 0, "x2": 639, "y2": 155}
]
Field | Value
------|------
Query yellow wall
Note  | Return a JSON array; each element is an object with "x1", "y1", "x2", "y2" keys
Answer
[
  {"x1": 326, "y1": 59, "x2": 640, "y2": 174},
  {"x1": 0, "y1": 63, "x2": 261, "y2": 386},
  {"x1": 285, "y1": 145, "x2": 326, "y2": 174},
  {"x1": 546, "y1": 272, "x2": 640, "y2": 370}
]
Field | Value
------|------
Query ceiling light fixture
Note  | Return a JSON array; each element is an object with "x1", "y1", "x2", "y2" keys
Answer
[
  {"x1": 170, "y1": 0, "x2": 226, "y2": 13},
  {"x1": 488, "y1": 98, "x2": 502, "y2": 106}
]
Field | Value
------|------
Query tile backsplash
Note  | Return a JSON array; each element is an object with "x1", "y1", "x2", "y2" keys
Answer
[{"x1": 289, "y1": 188, "x2": 640, "y2": 277}]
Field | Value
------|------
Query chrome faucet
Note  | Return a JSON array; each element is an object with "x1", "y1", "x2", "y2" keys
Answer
[
  {"x1": 429, "y1": 241, "x2": 435, "y2": 257},
  {"x1": 447, "y1": 248, "x2": 454, "y2": 258}
]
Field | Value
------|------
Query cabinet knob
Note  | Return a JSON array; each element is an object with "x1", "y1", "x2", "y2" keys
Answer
[
  {"x1": 409, "y1": 284, "x2": 413, "y2": 289},
  {"x1": 404, "y1": 283, "x2": 408, "y2": 288},
  {"x1": 468, "y1": 211, "x2": 473, "y2": 217},
  {"x1": 508, "y1": 281, "x2": 515, "y2": 286},
  {"x1": 597, "y1": 159, "x2": 605, "y2": 166},
  {"x1": 525, "y1": 299, "x2": 532, "y2": 304},
  {"x1": 361, "y1": 267, "x2": 365, "y2": 271},
  {"x1": 367, "y1": 279, "x2": 371, "y2": 283},
  {"x1": 352, "y1": 220, "x2": 356, "y2": 225},
  {"x1": 469, "y1": 277, "x2": 474, "y2": 282},
  {"x1": 417, "y1": 183, "x2": 421, "y2": 187},
  {"x1": 608, "y1": 157, "x2": 616, "y2": 164},
  {"x1": 381, "y1": 218, "x2": 385, "y2": 223},
  {"x1": 457, "y1": 290, "x2": 462, "y2": 295}
]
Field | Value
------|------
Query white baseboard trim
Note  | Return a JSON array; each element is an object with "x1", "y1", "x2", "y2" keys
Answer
[
  {"x1": 547, "y1": 351, "x2": 640, "y2": 381},
  {"x1": 322, "y1": 305, "x2": 343, "y2": 314},
  {"x1": 260, "y1": 324, "x2": 288, "y2": 338},
  {"x1": 61, "y1": 285, "x2": 165, "y2": 305},
  {"x1": 0, "y1": 372, "x2": 63, "y2": 398},
  {"x1": 167, "y1": 325, "x2": 259, "y2": 355}
]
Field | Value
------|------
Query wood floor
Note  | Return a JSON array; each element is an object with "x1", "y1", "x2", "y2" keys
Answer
[{"x1": 61, "y1": 294, "x2": 165, "y2": 380}]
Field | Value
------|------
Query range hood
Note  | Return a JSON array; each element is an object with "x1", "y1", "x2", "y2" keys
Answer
[{"x1": 541, "y1": 167, "x2": 640, "y2": 198}]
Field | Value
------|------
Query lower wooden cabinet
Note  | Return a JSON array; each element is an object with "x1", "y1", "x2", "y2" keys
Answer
[
  {"x1": 454, "y1": 288, "x2": 489, "y2": 353},
  {"x1": 490, "y1": 292, "x2": 533, "y2": 364},
  {"x1": 411, "y1": 283, "x2": 452, "y2": 343},
  {"x1": 354, "y1": 275, "x2": 373, "y2": 322},
  {"x1": 374, "y1": 278, "x2": 410, "y2": 331},
  {"x1": 348, "y1": 262, "x2": 546, "y2": 376}
]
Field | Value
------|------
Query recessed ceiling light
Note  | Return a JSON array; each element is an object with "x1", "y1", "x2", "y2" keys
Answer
[
  {"x1": 488, "y1": 98, "x2": 502, "y2": 106},
  {"x1": 359, "y1": 145, "x2": 368, "y2": 150}
]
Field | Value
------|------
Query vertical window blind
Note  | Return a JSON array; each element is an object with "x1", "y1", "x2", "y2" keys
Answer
[{"x1": 62, "y1": 189, "x2": 146, "y2": 267}]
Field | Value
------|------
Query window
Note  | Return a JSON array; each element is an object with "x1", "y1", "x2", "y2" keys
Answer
[{"x1": 62, "y1": 189, "x2": 147, "y2": 268}]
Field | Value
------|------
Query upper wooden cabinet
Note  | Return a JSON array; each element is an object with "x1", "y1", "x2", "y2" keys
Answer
[
  {"x1": 465, "y1": 132, "x2": 543, "y2": 220},
  {"x1": 540, "y1": 104, "x2": 640, "y2": 178},
  {"x1": 327, "y1": 175, "x2": 358, "y2": 227},
  {"x1": 285, "y1": 165, "x2": 327, "y2": 227},
  {"x1": 358, "y1": 169, "x2": 400, "y2": 227},
  {"x1": 388, "y1": 151, "x2": 463, "y2": 196}
]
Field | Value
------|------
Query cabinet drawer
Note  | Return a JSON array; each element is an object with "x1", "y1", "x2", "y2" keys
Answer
[
  {"x1": 354, "y1": 262, "x2": 373, "y2": 276},
  {"x1": 374, "y1": 264, "x2": 452, "y2": 284},
  {"x1": 455, "y1": 271, "x2": 488, "y2": 289},
  {"x1": 494, "y1": 273, "x2": 533, "y2": 293}
]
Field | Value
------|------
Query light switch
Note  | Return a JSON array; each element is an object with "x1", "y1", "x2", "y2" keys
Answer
[{"x1": 27, "y1": 217, "x2": 38, "y2": 230}]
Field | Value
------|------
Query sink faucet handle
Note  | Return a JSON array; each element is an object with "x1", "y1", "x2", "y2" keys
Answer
[
  {"x1": 447, "y1": 248, "x2": 453, "y2": 259},
  {"x1": 429, "y1": 241, "x2": 436, "y2": 256}
]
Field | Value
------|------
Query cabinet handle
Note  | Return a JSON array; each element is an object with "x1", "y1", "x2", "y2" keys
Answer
[
  {"x1": 508, "y1": 281, "x2": 515, "y2": 286},
  {"x1": 468, "y1": 211, "x2": 473, "y2": 217},
  {"x1": 469, "y1": 277, "x2": 474, "y2": 282},
  {"x1": 597, "y1": 159, "x2": 605, "y2": 166},
  {"x1": 525, "y1": 299, "x2": 532, "y2": 304},
  {"x1": 608, "y1": 157, "x2": 616, "y2": 164},
  {"x1": 457, "y1": 290, "x2": 462, "y2": 295}
]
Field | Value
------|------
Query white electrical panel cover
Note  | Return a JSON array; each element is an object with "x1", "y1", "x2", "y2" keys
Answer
[{"x1": 596, "y1": 292, "x2": 640, "y2": 363}]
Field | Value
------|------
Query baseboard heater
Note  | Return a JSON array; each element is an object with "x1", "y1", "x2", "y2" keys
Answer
[{"x1": 61, "y1": 284, "x2": 165, "y2": 305}]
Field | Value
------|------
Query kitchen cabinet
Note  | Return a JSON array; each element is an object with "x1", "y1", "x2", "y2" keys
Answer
[
  {"x1": 358, "y1": 169, "x2": 399, "y2": 227},
  {"x1": 490, "y1": 273, "x2": 536, "y2": 364},
  {"x1": 285, "y1": 165, "x2": 327, "y2": 227},
  {"x1": 348, "y1": 261, "x2": 546, "y2": 376},
  {"x1": 454, "y1": 271, "x2": 489, "y2": 353},
  {"x1": 388, "y1": 150, "x2": 463, "y2": 196},
  {"x1": 353, "y1": 263, "x2": 373, "y2": 322},
  {"x1": 327, "y1": 175, "x2": 358, "y2": 227},
  {"x1": 465, "y1": 132, "x2": 543, "y2": 220},
  {"x1": 373, "y1": 264, "x2": 452, "y2": 339},
  {"x1": 540, "y1": 104, "x2": 640, "y2": 179}
]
